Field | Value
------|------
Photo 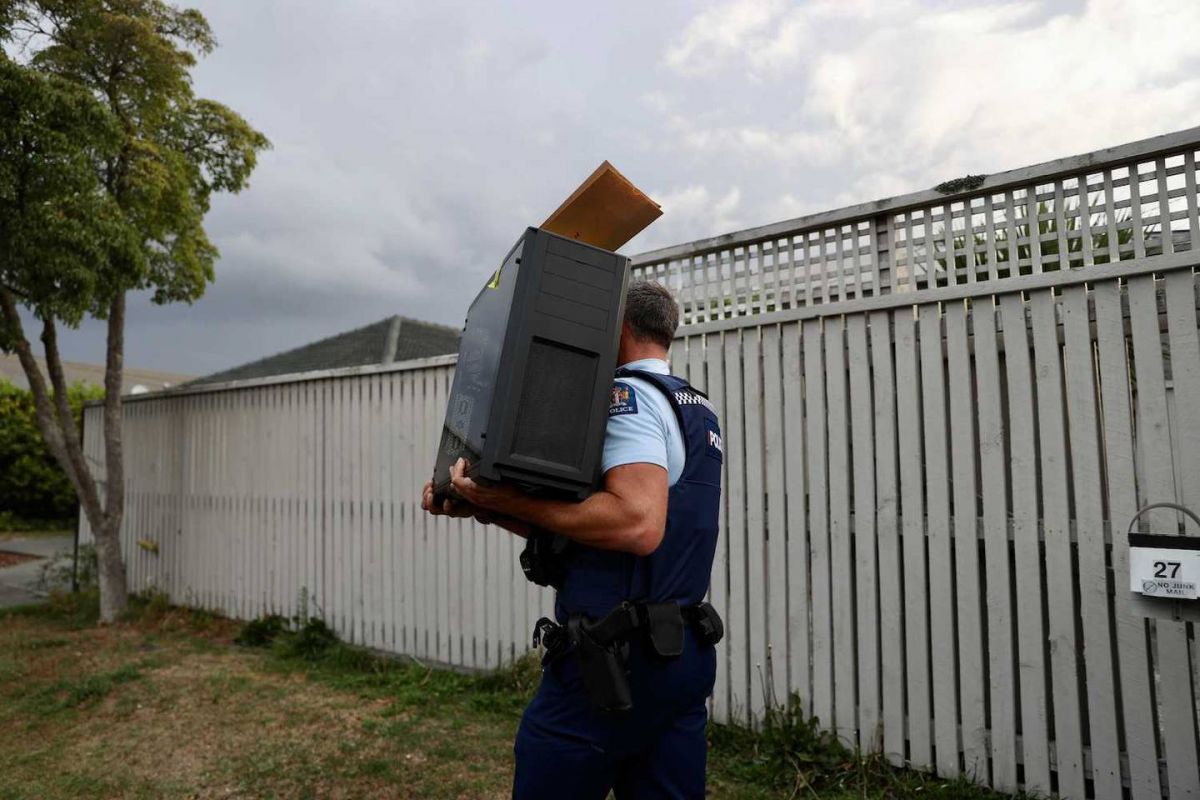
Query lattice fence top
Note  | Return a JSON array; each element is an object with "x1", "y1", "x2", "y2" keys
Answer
[{"x1": 631, "y1": 127, "x2": 1200, "y2": 326}]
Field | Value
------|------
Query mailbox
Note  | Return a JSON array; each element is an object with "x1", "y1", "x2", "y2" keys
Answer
[{"x1": 1128, "y1": 502, "x2": 1200, "y2": 608}]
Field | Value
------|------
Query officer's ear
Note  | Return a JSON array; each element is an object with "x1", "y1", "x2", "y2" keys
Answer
[{"x1": 617, "y1": 322, "x2": 636, "y2": 360}]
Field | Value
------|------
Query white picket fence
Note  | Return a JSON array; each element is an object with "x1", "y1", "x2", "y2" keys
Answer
[{"x1": 81, "y1": 127, "x2": 1200, "y2": 798}]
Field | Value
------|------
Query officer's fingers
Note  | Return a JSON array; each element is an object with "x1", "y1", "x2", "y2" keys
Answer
[{"x1": 451, "y1": 474, "x2": 479, "y2": 503}]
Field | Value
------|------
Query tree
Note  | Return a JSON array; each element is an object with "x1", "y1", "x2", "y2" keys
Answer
[{"x1": 0, "y1": 0, "x2": 269, "y2": 622}]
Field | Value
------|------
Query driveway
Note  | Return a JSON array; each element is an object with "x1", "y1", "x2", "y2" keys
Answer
[{"x1": 0, "y1": 533, "x2": 75, "y2": 608}]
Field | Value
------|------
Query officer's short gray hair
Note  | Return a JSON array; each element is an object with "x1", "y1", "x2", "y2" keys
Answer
[{"x1": 623, "y1": 281, "x2": 679, "y2": 349}]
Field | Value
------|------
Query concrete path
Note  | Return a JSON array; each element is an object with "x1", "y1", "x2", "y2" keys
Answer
[{"x1": 0, "y1": 533, "x2": 75, "y2": 608}]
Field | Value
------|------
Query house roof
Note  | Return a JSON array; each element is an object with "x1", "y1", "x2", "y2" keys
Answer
[
  {"x1": 189, "y1": 315, "x2": 460, "y2": 387},
  {"x1": 0, "y1": 354, "x2": 194, "y2": 394}
]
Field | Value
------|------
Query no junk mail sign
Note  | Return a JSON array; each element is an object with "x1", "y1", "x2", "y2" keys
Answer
[{"x1": 1128, "y1": 503, "x2": 1200, "y2": 601}]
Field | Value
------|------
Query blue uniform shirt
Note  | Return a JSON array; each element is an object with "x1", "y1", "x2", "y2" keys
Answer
[{"x1": 601, "y1": 358, "x2": 686, "y2": 486}]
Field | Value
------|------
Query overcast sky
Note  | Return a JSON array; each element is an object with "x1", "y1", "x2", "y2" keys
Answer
[{"x1": 36, "y1": 0, "x2": 1200, "y2": 376}]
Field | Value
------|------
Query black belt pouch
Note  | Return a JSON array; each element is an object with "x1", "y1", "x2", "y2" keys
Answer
[
  {"x1": 568, "y1": 618, "x2": 633, "y2": 714},
  {"x1": 644, "y1": 602, "x2": 685, "y2": 658}
]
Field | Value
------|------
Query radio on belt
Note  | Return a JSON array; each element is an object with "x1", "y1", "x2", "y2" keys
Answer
[{"x1": 1127, "y1": 502, "x2": 1200, "y2": 602}]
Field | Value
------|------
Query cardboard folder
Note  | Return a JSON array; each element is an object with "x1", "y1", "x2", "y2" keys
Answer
[{"x1": 541, "y1": 161, "x2": 662, "y2": 252}]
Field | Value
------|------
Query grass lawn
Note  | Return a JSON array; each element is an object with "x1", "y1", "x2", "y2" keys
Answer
[
  {"x1": 0, "y1": 593, "x2": 1023, "y2": 799},
  {"x1": 0, "y1": 528, "x2": 73, "y2": 541}
]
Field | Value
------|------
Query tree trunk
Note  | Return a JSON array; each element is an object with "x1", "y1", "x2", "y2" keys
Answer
[
  {"x1": 94, "y1": 517, "x2": 129, "y2": 621},
  {"x1": 99, "y1": 292, "x2": 129, "y2": 621},
  {"x1": 0, "y1": 288, "x2": 130, "y2": 622}
]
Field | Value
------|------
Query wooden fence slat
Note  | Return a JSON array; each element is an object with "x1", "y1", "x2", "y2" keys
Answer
[
  {"x1": 373, "y1": 376, "x2": 387, "y2": 650},
  {"x1": 846, "y1": 315, "x2": 879, "y2": 752},
  {"x1": 1029, "y1": 290, "x2": 1085, "y2": 798},
  {"x1": 1060, "y1": 286, "x2": 1123, "y2": 800},
  {"x1": 379, "y1": 379, "x2": 393, "y2": 652},
  {"x1": 335, "y1": 379, "x2": 348, "y2": 636},
  {"x1": 781, "y1": 322, "x2": 811, "y2": 717},
  {"x1": 851, "y1": 224, "x2": 864, "y2": 300},
  {"x1": 894, "y1": 307, "x2": 931, "y2": 769},
  {"x1": 945, "y1": 300, "x2": 988, "y2": 780},
  {"x1": 984, "y1": 195, "x2": 999, "y2": 281},
  {"x1": 998, "y1": 293, "x2": 1051, "y2": 793},
  {"x1": 903, "y1": 214, "x2": 916, "y2": 294},
  {"x1": 943, "y1": 204, "x2": 958, "y2": 286},
  {"x1": 1054, "y1": 182, "x2": 1070, "y2": 270},
  {"x1": 363, "y1": 378, "x2": 377, "y2": 648},
  {"x1": 723, "y1": 331, "x2": 749, "y2": 718},
  {"x1": 434, "y1": 370, "x2": 451, "y2": 664},
  {"x1": 835, "y1": 227, "x2": 848, "y2": 302},
  {"x1": 868, "y1": 309, "x2": 905, "y2": 764},
  {"x1": 705, "y1": 332, "x2": 731, "y2": 720},
  {"x1": 824, "y1": 316, "x2": 856, "y2": 743},
  {"x1": 354, "y1": 376, "x2": 367, "y2": 644},
  {"x1": 1156, "y1": 157, "x2": 1174, "y2": 256},
  {"x1": 1128, "y1": 275, "x2": 1200, "y2": 797},
  {"x1": 804, "y1": 318, "x2": 834, "y2": 729},
  {"x1": 1165, "y1": 269, "x2": 1200, "y2": 531},
  {"x1": 962, "y1": 200, "x2": 976, "y2": 281},
  {"x1": 1186, "y1": 150, "x2": 1199, "y2": 249},
  {"x1": 1092, "y1": 280, "x2": 1162, "y2": 799},
  {"x1": 1003, "y1": 191, "x2": 1022, "y2": 273},
  {"x1": 918, "y1": 303, "x2": 957, "y2": 777},
  {"x1": 1163, "y1": 269, "x2": 1200, "y2": 792},
  {"x1": 761, "y1": 326, "x2": 789, "y2": 709},
  {"x1": 1130, "y1": 163, "x2": 1147, "y2": 260},
  {"x1": 1026, "y1": 185, "x2": 1043, "y2": 273},
  {"x1": 871, "y1": 217, "x2": 884, "y2": 295},
  {"x1": 742, "y1": 328, "x2": 768, "y2": 719},
  {"x1": 418, "y1": 372, "x2": 433, "y2": 658}
]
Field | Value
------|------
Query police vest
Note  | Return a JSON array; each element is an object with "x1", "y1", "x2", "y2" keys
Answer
[{"x1": 555, "y1": 369, "x2": 724, "y2": 621}]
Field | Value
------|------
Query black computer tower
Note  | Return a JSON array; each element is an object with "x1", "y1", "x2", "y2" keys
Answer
[{"x1": 431, "y1": 227, "x2": 630, "y2": 503}]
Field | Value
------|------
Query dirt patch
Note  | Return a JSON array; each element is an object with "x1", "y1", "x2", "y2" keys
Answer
[
  {"x1": 0, "y1": 551, "x2": 40, "y2": 568},
  {"x1": 0, "y1": 615, "x2": 518, "y2": 799}
]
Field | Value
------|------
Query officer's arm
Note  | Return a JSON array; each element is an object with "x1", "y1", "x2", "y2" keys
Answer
[{"x1": 449, "y1": 458, "x2": 668, "y2": 556}]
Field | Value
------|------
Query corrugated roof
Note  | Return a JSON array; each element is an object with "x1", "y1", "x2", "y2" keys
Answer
[{"x1": 189, "y1": 315, "x2": 460, "y2": 386}]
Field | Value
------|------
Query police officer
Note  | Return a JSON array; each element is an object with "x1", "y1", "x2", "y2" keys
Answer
[{"x1": 422, "y1": 281, "x2": 723, "y2": 799}]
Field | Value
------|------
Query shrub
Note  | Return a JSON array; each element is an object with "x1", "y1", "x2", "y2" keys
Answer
[
  {"x1": 233, "y1": 614, "x2": 289, "y2": 648},
  {"x1": 38, "y1": 542, "x2": 97, "y2": 593},
  {"x1": 0, "y1": 378, "x2": 104, "y2": 526}
]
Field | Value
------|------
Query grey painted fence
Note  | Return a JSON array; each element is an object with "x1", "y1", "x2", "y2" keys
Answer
[{"x1": 82, "y1": 128, "x2": 1200, "y2": 798}]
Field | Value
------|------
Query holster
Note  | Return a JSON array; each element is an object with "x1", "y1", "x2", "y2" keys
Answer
[
  {"x1": 530, "y1": 601, "x2": 725, "y2": 715},
  {"x1": 567, "y1": 617, "x2": 633, "y2": 714}
]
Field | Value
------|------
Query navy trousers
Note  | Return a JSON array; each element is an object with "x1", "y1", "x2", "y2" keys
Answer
[{"x1": 512, "y1": 631, "x2": 716, "y2": 799}]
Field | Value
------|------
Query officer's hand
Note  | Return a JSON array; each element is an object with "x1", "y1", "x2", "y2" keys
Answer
[
  {"x1": 450, "y1": 457, "x2": 524, "y2": 515},
  {"x1": 420, "y1": 479, "x2": 476, "y2": 519}
]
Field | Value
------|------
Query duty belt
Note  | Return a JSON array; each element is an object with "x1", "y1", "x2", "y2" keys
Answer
[{"x1": 531, "y1": 600, "x2": 724, "y2": 714}]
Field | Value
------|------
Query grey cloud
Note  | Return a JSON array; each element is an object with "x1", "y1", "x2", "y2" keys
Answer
[{"x1": 30, "y1": 0, "x2": 1200, "y2": 379}]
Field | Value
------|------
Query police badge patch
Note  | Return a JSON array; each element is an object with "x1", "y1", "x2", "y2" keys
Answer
[{"x1": 609, "y1": 382, "x2": 638, "y2": 416}]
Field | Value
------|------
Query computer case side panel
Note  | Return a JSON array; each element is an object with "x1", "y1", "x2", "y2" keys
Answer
[
  {"x1": 489, "y1": 229, "x2": 630, "y2": 498},
  {"x1": 432, "y1": 229, "x2": 534, "y2": 494}
]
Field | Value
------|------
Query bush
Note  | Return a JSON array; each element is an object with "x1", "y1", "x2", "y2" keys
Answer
[
  {"x1": 233, "y1": 614, "x2": 288, "y2": 648},
  {"x1": 38, "y1": 542, "x2": 97, "y2": 593},
  {"x1": 0, "y1": 378, "x2": 104, "y2": 526},
  {"x1": 234, "y1": 591, "x2": 340, "y2": 660}
]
